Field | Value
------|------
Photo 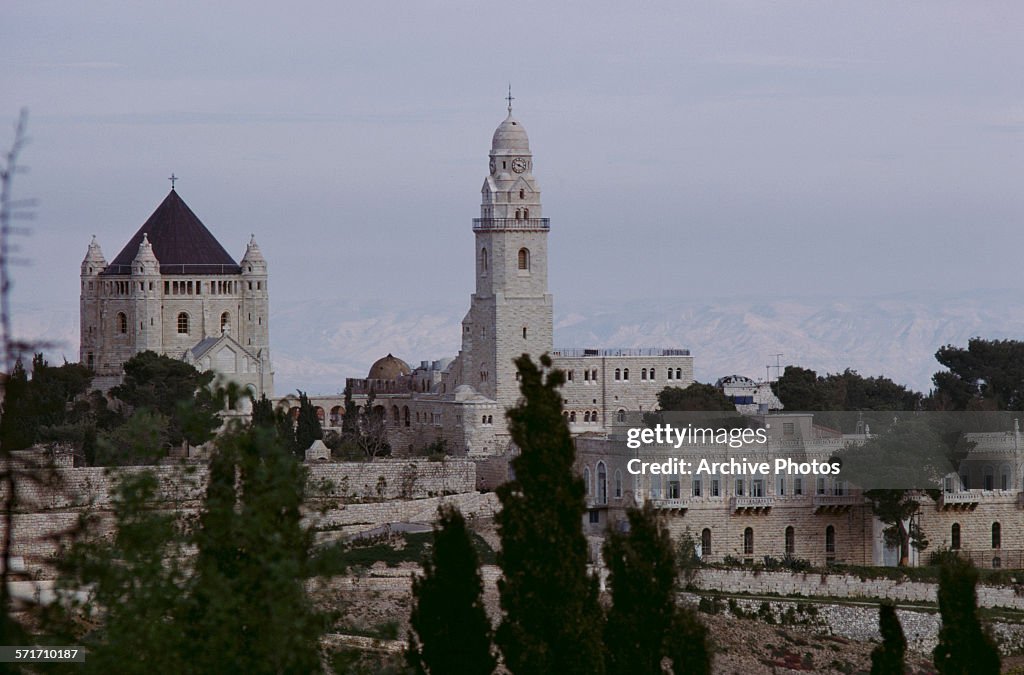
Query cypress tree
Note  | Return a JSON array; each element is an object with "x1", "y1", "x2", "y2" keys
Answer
[
  {"x1": 407, "y1": 505, "x2": 495, "y2": 675},
  {"x1": 186, "y1": 427, "x2": 323, "y2": 674},
  {"x1": 666, "y1": 604, "x2": 712, "y2": 675},
  {"x1": 495, "y1": 354, "x2": 604, "y2": 675},
  {"x1": 251, "y1": 393, "x2": 275, "y2": 429},
  {"x1": 933, "y1": 557, "x2": 1000, "y2": 675},
  {"x1": 603, "y1": 504, "x2": 677, "y2": 674},
  {"x1": 871, "y1": 601, "x2": 906, "y2": 675},
  {"x1": 294, "y1": 390, "x2": 323, "y2": 457}
]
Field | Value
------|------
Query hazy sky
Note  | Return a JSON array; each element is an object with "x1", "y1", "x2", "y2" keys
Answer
[{"x1": 2, "y1": 2, "x2": 1022, "y2": 323}]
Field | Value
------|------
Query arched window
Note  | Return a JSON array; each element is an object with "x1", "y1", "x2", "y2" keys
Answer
[
  {"x1": 667, "y1": 369, "x2": 674, "y2": 380},
  {"x1": 392, "y1": 406, "x2": 400, "y2": 424},
  {"x1": 117, "y1": 312, "x2": 128, "y2": 334},
  {"x1": 569, "y1": 411, "x2": 576, "y2": 423},
  {"x1": 583, "y1": 411, "x2": 591, "y2": 423},
  {"x1": 641, "y1": 368, "x2": 647, "y2": 380},
  {"x1": 515, "y1": 209, "x2": 521, "y2": 219},
  {"x1": 984, "y1": 465, "x2": 995, "y2": 490},
  {"x1": 220, "y1": 311, "x2": 230, "y2": 332},
  {"x1": 519, "y1": 188, "x2": 525, "y2": 199},
  {"x1": 615, "y1": 369, "x2": 621, "y2": 381},
  {"x1": 597, "y1": 462, "x2": 607, "y2": 505},
  {"x1": 992, "y1": 522, "x2": 1001, "y2": 549},
  {"x1": 523, "y1": 207, "x2": 529, "y2": 218},
  {"x1": 743, "y1": 527, "x2": 754, "y2": 556},
  {"x1": 403, "y1": 406, "x2": 410, "y2": 427},
  {"x1": 676, "y1": 368, "x2": 682, "y2": 379},
  {"x1": 1000, "y1": 464, "x2": 1011, "y2": 490},
  {"x1": 583, "y1": 467, "x2": 591, "y2": 497},
  {"x1": 951, "y1": 523, "x2": 961, "y2": 550},
  {"x1": 785, "y1": 526, "x2": 795, "y2": 555},
  {"x1": 649, "y1": 368, "x2": 655, "y2": 380},
  {"x1": 315, "y1": 407, "x2": 325, "y2": 423},
  {"x1": 702, "y1": 528, "x2": 712, "y2": 558},
  {"x1": 480, "y1": 247, "x2": 488, "y2": 273},
  {"x1": 614, "y1": 470, "x2": 622, "y2": 498},
  {"x1": 518, "y1": 248, "x2": 530, "y2": 270},
  {"x1": 177, "y1": 312, "x2": 190, "y2": 334},
  {"x1": 623, "y1": 368, "x2": 630, "y2": 380},
  {"x1": 650, "y1": 474, "x2": 662, "y2": 499},
  {"x1": 825, "y1": 525, "x2": 836, "y2": 557},
  {"x1": 617, "y1": 409, "x2": 626, "y2": 422}
]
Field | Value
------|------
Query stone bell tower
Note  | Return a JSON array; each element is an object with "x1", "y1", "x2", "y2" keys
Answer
[{"x1": 460, "y1": 101, "x2": 554, "y2": 413}]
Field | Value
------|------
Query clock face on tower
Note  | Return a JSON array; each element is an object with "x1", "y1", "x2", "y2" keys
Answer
[{"x1": 511, "y1": 157, "x2": 528, "y2": 173}]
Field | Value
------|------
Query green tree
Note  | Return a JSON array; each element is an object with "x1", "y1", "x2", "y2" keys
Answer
[
  {"x1": 341, "y1": 384, "x2": 358, "y2": 435},
  {"x1": 407, "y1": 505, "x2": 495, "y2": 675},
  {"x1": 931, "y1": 338, "x2": 1024, "y2": 410},
  {"x1": 251, "y1": 393, "x2": 275, "y2": 429},
  {"x1": 185, "y1": 426, "x2": 324, "y2": 674},
  {"x1": 294, "y1": 390, "x2": 323, "y2": 457},
  {"x1": 838, "y1": 419, "x2": 949, "y2": 565},
  {"x1": 870, "y1": 601, "x2": 906, "y2": 675},
  {"x1": 46, "y1": 471, "x2": 189, "y2": 673},
  {"x1": 656, "y1": 382, "x2": 735, "y2": 412},
  {"x1": 932, "y1": 557, "x2": 1000, "y2": 675},
  {"x1": 603, "y1": 505, "x2": 683, "y2": 674},
  {"x1": 666, "y1": 605, "x2": 712, "y2": 675},
  {"x1": 495, "y1": 354, "x2": 605, "y2": 675},
  {"x1": 48, "y1": 421, "x2": 325, "y2": 673},
  {"x1": 0, "y1": 358, "x2": 32, "y2": 451},
  {"x1": 110, "y1": 350, "x2": 220, "y2": 449},
  {"x1": 772, "y1": 366, "x2": 921, "y2": 414}
]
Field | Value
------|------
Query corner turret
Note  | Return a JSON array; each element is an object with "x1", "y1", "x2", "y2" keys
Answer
[{"x1": 81, "y1": 236, "x2": 107, "y2": 276}]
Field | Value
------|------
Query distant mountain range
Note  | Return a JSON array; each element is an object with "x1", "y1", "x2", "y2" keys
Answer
[{"x1": 15, "y1": 289, "x2": 1024, "y2": 397}]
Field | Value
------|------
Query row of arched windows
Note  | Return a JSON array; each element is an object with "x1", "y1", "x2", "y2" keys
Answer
[
  {"x1": 112, "y1": 310, "x2": 232, "y2": 337},
  {"x1": 694, "y1": 526, "x2": 838, "y2": 560},
  {"x1": 565, "y1": 410, "x2": 600, "y2": 424},
  {"x1": 479, "y1": 247, "x2": 532, "y2": 273},
  {"x1": 582, "y1": 461, "x2": 623, "y2": 505},
  {"x1": 612, "y1": 367, "x2": 685, "y2": 382},
  {"x1": 950, "y1": 522, "x2": 1001, "y2": 550}
]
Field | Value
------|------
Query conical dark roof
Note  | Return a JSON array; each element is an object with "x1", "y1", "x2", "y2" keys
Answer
[{"x1": 102, "y1": 190, "x2": 242, "y2": 275}]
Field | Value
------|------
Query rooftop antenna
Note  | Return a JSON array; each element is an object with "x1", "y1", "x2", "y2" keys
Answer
[{"x1": 506, "y1": 84, "x2": 515, "y2": 114}]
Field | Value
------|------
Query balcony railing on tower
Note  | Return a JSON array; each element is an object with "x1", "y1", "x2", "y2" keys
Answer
[{"x1": 472, "y1": 218, "x2": 550, "y2": 232}]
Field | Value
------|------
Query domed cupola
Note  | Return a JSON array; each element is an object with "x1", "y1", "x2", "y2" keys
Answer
[
  {"x1": 81, "y1": 235, "x2": 107, "y2": 276},
  {"x1": 490, "y1": 113, "x2": 531, "y2": 156},
  {"x1": 131, "y1": 233, "x2": 160, "y2": 276},
  {"x1": 368, "y1": 353, "x2": 411, "y2": 380}
]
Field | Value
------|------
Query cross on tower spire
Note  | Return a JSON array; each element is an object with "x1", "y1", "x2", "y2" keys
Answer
[
  {"x1": 506, "y1": 84, "x2": 514, "y2": 114},
  {"x1": 168, "y1": 173, "x2": 178, "y2": 190}
]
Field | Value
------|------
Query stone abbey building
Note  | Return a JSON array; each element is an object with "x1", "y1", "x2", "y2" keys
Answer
[
  {"x1": 79, "y1": 105, "x2": 1023, "y2": 571},
  {"x1": 79, "y1": 189, "x2": 273, "y2": 397},
  {"x1": 282, "y1": 107, "x2": 694, "y2": 459}
]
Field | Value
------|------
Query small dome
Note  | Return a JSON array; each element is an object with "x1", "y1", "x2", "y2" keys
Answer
[
  {"x1": 491, "y1": 113, "x2": 530, "y2": 154},
  {"x1": 368, "y1": 353, "x2": 411, "y2": 380}
]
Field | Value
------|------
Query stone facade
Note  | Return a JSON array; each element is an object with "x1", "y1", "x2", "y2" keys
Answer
[
  {"x1": 0, "y1": 459, "x2": 479, "y2": 577},
  {"x1": 79, "y1": 191, "x2": 273, "y2": 396},
  {"x1": 578, "y1": 412, "x2": 1024, "y2": 568},
  {"x1": 330, "y1": 108, "x2": 691, "y2": 458}
]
